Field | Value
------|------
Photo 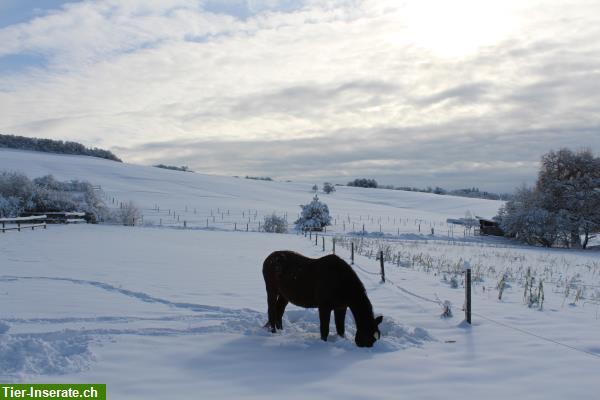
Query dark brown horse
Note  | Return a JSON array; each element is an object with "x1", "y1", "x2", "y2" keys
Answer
[{"x1": 263, "y1": 250, "x2": 383, "y2": 347}]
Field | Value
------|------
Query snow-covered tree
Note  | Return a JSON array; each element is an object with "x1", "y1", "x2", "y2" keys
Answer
[
  {"x1": 496, "y1": 148, "x2": 600, "y2": 248},
  {"x1": 536, "y1": 148, "x2": 600, "y2": 248},
  {"x1": 294, "y1": 195, "x2": 332, "y2": 231}
]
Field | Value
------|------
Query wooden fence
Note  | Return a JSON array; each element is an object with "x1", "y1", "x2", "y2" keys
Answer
[{"x1": 0, "y1": 215, "x2": 47, "y2": 233}]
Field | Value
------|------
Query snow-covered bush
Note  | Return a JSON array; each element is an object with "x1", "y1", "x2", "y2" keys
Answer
[
  {"x1": 0, "y1": 195, "x2": 22, "y2": 218},
  {"x1": 0, "y1": 171, "x2": 35, "y2": 217},
  {"x1": 31, "y1": 175, "x2": 109, "y2": 221},
  {"x1": 0, "y1": 171, "x2": 108, "y2": 220},
  {"x1": 294, "y1": 195, "x2": 332, "y2": 231},
  {"x1": 262, "y1": 213, "x2": 288, "y2": 233},
  {"x1": 113, "y1": 201, "x2": 141, "y2": 226}
]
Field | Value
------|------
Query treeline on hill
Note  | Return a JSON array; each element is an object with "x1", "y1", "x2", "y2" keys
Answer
[
  {"x1": 0, "y1": 134, "x2": 122, "y2": 162},
  {"x1": 496, "y1": 148, "x2": 600, "y2": 249},
  {"x1": 154, "y1": 164, "x2": 193, "y2": 172},
  {"x1": 245, "y1": 176, "x2": 273, "y2": 181},
  {"x1": 346, "y1": 178, "x2": 511, "y2": 200}
]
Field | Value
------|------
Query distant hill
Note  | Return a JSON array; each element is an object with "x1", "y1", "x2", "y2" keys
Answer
[{"x1": 0, "y1": 134, "x2": 122, "y2": 162}]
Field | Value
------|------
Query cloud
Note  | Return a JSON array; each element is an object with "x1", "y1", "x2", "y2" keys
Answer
[{"x1": 0, "y1": 0, "x2": 599, "y2": 192}]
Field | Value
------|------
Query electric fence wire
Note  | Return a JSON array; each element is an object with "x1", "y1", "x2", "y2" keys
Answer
[
  {"x1": 471, "y1": 311, "x2": 600, "y2": 360},
  {"x1": 337, "y1": 239, "x2": 600, "y2": 361}
]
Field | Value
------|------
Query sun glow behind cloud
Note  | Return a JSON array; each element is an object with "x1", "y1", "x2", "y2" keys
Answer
[{"x1": 398, "y1": 0, "x2": 516, "y2": 58}]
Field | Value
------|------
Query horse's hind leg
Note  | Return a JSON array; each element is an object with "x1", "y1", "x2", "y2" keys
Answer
[
  {"x1": 334, "y1": 307, "x2": 347, "y2": 337},
  {"x1": 274, "y1": 296, "x2": 288, "y2": 330}
]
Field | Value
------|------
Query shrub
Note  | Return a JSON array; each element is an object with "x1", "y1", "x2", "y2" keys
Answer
[
  {"x1": 262, "y1": 213, "x2": 288, "y2": 233},
  {"x1": 114, "y1": 201, "x2": 141, "y2": 226}
]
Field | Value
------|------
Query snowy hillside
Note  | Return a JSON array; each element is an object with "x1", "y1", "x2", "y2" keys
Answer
[
  {"x1": 0, "y1": 148, "x2": 501, "y2": 233},
  {"x1": 1, "y1": 149, "x2": 599, "y2": 400}
]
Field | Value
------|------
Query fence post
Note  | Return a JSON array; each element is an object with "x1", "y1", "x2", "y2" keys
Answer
[
  {"x1": 379, "y1": 251, "x2": 385, "y2": 283},
  {"x1": 465, "y1": 264, "x2": 472, "y2": 324},
  {"x1": 309, "y1": 231, "x2": 312, "y2": 240},
  {"x1": 322, "y1": 236, "x2": 325, "y2": 252},
  {"x1": 18, "y1": 222, "x2": 20, "y2": 232},
  {"x1": 234, "y1": 223, "x2": 237, "y2": 231},
  {"x1": 184, "y1": 220, "x2": 187, "y2": 228},
  {"x1": 333, "y1": 238, "x2": 336, "y2": 254},
  {"x1": 351, "y1": 242, "x2": 354, "y2": 265},
  {"x1": 246, "y1": 223, "x2": 249, "y2": 232},
  {"x1": 315, "y1": 233, "x2": 318, "y2": 246}
]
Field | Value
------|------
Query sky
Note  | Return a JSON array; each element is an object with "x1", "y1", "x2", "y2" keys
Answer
[{"x1": 0, "y1": 0, "x2": 599, "y2": 192}]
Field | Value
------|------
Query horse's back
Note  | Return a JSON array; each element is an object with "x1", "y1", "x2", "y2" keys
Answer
[{"x1": 262, "y1": 251, "x2": 359, "y2": 308}]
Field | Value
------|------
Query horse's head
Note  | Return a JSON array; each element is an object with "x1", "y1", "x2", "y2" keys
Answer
[{"x1": 355, "y1": 315, "x2": 383, "y2": 347}]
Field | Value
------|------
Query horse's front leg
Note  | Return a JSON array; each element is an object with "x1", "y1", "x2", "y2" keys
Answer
[
  {"x1": 275, "y1": 296, "x2": 288, "y2": 330},
  {"x1": 266, "y1": 291, "x2": 278, "y2": 333},
  {"x1": 334, "y1": 307, "x2": 347, "y2": 337},
  {"x1": 318, "y1": 306, "x2": 332, "y2": 341}
]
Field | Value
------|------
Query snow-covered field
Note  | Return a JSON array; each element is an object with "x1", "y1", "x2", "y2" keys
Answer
[{"x1": 1, "y1": 149, "x2": 599, "y2": 399}]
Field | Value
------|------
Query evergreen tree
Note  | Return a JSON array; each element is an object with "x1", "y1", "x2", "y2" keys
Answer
[{"x1": 294, "y1": 195, "x2": 332, "y2": 231}]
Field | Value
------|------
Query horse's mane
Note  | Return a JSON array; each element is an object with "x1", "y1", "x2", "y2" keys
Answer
[{"x1": 315, "y1": 254, "x2": 376, "y2": 326}]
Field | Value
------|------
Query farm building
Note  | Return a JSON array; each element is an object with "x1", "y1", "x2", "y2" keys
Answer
[{"x1": 476, "y1": 217, "x2": 503, "y2": 236}]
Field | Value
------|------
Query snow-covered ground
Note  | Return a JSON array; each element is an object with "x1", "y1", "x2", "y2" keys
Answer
[{"x1": 1, "y1": 149, "x2": 599, "y2": 399}]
